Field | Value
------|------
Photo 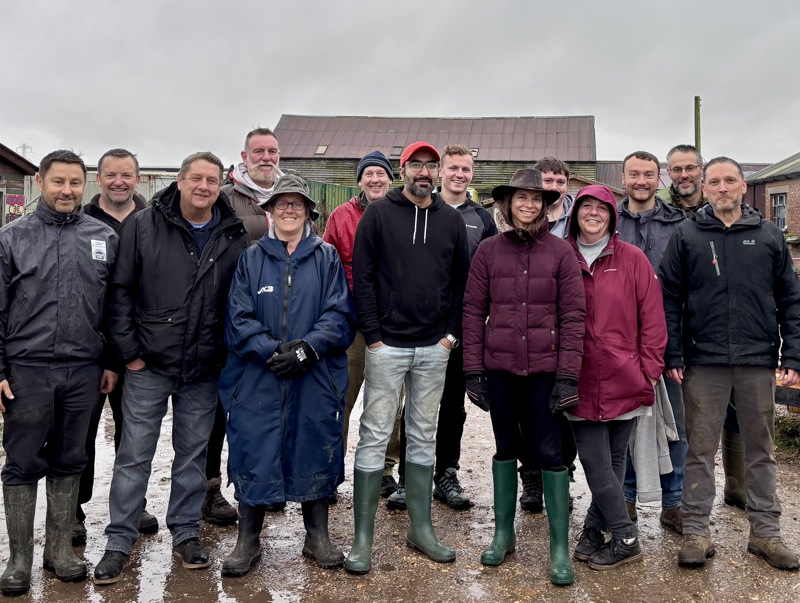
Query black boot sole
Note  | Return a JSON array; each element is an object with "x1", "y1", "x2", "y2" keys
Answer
[
  {"x1": 42, "y1": 559, "x2": 88, "y2": 582},
  {"x1": 302, "y1": 547, "x2": 345, "y2": 569}
]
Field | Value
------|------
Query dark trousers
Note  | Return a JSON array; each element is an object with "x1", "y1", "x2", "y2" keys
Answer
[
  {"x1": 2, "y1": 362, "x2": 103, "y2": 485},
  {"x1": 486, "y1": 372, "x2": 561, "y2": 469},
  {"x1": 434, "y1": 346, "x2": 467, "y2": 479},
  {"x1": 572, "y1": 418, "x2": 637, "y2": 539},
  {"x1": 205, "y1": 397, "x2": 226, "y2": 480},
  {"x1": 79, "y1": 370, "x2": 125, "y2": 508},
  {"x1": 519, "y1": 416, "x2": 577, "y2": 472}
]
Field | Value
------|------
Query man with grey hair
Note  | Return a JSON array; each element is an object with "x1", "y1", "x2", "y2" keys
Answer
[
  {"x1": 94, "y1": 152, "x2": 249, "y2": 585},
  {"x1": 661, "y1": 156, "x2": 800, "y2": 570}
]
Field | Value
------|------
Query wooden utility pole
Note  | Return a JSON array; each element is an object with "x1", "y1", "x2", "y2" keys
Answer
[{"x1": 694, "y1": 96, "x2": 701, "y2": 154}]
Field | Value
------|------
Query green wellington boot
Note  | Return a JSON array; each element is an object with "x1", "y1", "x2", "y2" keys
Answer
[
  {"x1": 542, "y1": 469, "x2": 574, "y2": 586},
  {"x1": 345, "y1": 468, "x2": 383, "y2": 574},
  {"x1": 481, "y1": 457, "x2": 517, "y2": 566},
  {"x1": 1, "y1": 484, "x2": 38, "y2": 596},
  {"x1": 405, "y1": 462, "x2": 455, "y2": 563},
  {"x1": 722, "y1": 429, "x2": 747, "y2": 510},
  {"x1": 43, "y1": 476, "x2": 87, "y2": 582}
]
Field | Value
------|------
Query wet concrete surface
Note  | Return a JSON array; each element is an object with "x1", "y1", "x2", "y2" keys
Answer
[{"x1": 2, "y1": 401, "x2": 800, "y2": 602}]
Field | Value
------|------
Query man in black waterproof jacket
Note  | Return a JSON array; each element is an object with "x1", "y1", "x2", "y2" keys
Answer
[
  {"x1": 0, "y1": 150, "x2": 119, "y2": 595},
  {"x1": 660, "y1": 156, "x2": 800, "y2": 571},
  {"x1": 94, "y1": 152, "x2": 248, "y2": 585}
]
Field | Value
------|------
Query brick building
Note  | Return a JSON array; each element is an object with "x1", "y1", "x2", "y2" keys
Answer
[{"x1": 745, "y1": 151, "x2": 800, "y2": 237}]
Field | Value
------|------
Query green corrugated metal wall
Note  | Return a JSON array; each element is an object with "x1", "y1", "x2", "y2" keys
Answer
[{"x1": 307, "y1": 180, "x2": 361, "y2": 232}]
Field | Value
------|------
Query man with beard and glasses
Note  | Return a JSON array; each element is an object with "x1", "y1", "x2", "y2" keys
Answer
[
  {"x1": 200, "y1": 128, "x2": 286, "y2": 524},
  {"x1": 346, "y1": 142, "x2": 470, "y2": 574},
  {"x1": 658, "y1": 144, "x2": 748, "y2": 512},
  {"x1": 0, "y1": 150, "x2": 118, "y2": 595},
  {"x1": 74, "y1": 149, "x2": 154, "y2": 547},
  {"x1": 660, "y1": 157, "x2": 800, "y2": 571},
  {"x1": 658, "y1": 144, "x2": 706, "y2": 218},
  {"x1": 616, "y1": 151, "x2": 687, "y2": 536}
]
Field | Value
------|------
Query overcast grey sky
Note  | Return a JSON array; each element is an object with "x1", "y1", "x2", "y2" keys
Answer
[{"x1": 3, "y1": 0, "x2": 799, "y2": 168}]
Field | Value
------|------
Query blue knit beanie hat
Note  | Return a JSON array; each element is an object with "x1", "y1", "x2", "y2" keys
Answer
[{"x1": 356, "y1": 151, "x2": 394, "y2": 183}]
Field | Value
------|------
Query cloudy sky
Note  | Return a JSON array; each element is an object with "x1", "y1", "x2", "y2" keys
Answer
[{"x1": 3, "y1": 0, "x2": 799, "y2": 168}]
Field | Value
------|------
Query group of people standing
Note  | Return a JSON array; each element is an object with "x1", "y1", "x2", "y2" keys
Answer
[{"x1": 1, "y1": 131, "x2": 798, "y2": 596}]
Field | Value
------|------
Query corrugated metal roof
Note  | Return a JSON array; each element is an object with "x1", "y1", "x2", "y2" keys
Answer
[
  {"x1": 274, "y1": 115, "x2": 596, "y2": 162},
  {"x1": 747, "y1": 152, "x2": 800, "y2": 183}
]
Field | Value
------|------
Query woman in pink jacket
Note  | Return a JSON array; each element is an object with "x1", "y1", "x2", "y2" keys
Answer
[
  {"x1": 462, "y1": 169, "x2": 585, "y2": 585},
  {"x1": 566, "y1": 184, "x2": 667, "y2": 571}
]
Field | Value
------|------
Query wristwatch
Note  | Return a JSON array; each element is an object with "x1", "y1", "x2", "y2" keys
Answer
[{"x1": 445, "y1": 334, "x2": 460, "y2": 348}]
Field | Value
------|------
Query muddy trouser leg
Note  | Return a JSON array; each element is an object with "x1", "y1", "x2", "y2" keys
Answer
[
  {"x1": 680, "y1": 365, "x2": 733, "y2": 537},
  {"x1": 732, "y1": 366, "x2": 781, "y2": 536}
]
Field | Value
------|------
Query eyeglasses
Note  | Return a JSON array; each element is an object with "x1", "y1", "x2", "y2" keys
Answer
[
  {"x1": 669, "y1": 165, "x2": 700, "y2": 176},
  {"x1": 273, "y1": 200, "x2": 306, "y2": 211},
  {"x1": 405, "y1": 161, "x2": 439, "y2": 173}
]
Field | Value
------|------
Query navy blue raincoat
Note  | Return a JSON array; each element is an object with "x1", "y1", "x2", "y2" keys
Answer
[{"x1": 219, "y1": 228, "x2": 355, "y2": 505}]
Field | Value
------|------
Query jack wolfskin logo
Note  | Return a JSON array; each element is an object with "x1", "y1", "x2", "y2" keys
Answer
[
  {"x1": 742, "y1": 240, "x2": 756, "y2": 246},
  {"x1": 257, "y1": 286, "x2": 274, "y2": 294}
]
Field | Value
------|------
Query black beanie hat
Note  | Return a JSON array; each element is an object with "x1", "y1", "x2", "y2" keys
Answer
[{"x1": 356, "y1": 151, "x2": 394, "y2": 183}]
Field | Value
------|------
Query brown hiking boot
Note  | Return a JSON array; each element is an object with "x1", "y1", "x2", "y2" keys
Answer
[
  {"x1": 747, "y1": 534, "x2": 800, "y2": 570},
  {"x1": 678, "y1": 534, "x2": 715, "y2": 567},
  {"x1": 626, "y1": 501, "x2": 638, "y2": 522},
  {"x1": 202, "y1": 478, "x2": 238, "y2": 526},
  {"x1": 660, "y1": 508, "x2": 683, "y2": 534}
]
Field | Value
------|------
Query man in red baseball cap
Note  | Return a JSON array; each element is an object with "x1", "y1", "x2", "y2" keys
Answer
[{"x1": 346, "y1": 142, "x2": 470, "y2": 574}]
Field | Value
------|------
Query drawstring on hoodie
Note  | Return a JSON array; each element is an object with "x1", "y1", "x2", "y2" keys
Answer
[{"x1": 411, "y1": 205, "x2": 430, "y2": 244}]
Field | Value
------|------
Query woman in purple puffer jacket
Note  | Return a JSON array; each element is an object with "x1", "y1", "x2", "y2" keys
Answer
[{"x1": 462, "y1": 168, "x2": 585, "y2": 585}]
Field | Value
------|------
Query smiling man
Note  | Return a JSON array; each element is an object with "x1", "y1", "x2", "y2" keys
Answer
[
  {"x1": 323, "y1": 150, "x2": 403, "y2": 501},
  {"x1": 660, "y1": 157, "x2": 800, "y2": 571},
  {"x1": 94, "y1": 152, "x2": 248, "y2": 585},
  {"x1": 617, "y1": 150, "x2": 687, "y2": 535},
  {"x1": 76, "y1": 149, "x2": 153, "y2": 546},
  {"x1": 433, "y1": 144, "x2": 496, "y2": 509},
  {"x1": 657, "y1": 144, "x2": 706, "y2": 218},
  {"x1": 0, "y1": 150, "x2": 118, "y2": 595},
  {"x1": 347, "y1": 142, "x2": 470, "y2": 573}
]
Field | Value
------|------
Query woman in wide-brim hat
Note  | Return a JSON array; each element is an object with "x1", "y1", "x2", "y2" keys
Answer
[
  {"x1": 462, "y1": 168, "x2": 586, "y2": 584},
  {"x1": 218, "y1": 174, "x2": 355, "y2": 576}
]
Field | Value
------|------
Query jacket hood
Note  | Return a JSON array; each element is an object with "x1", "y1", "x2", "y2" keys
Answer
[
  {"x1": 568, "y1": 184, "x2": 618, "y2": 241},
  {"x1": 694, "y1": 202, "x2": 762, "y2": 230}
]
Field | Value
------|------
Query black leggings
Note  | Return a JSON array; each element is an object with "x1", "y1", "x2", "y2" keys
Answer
[{"x1": 487, "y1": 372, "x2": 562, "y2": 470}]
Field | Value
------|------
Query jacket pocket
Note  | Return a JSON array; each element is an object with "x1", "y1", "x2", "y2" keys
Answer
[{"x1": 6, "y1": 294, "x2": 29, "y2": 337}]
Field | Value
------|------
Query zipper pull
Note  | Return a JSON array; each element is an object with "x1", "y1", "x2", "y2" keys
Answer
[{"x1": 710, "y1": 241, "x2": 720, "y2": 276}]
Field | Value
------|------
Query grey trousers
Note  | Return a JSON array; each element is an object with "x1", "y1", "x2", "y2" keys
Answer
[{"x1": 681, "y1": 365, "x2": 781, "y2": 537}]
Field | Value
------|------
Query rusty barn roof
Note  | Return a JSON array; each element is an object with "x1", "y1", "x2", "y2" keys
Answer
[{"x1": 273, "y1": 115, "x2": 596, "y2": 162}]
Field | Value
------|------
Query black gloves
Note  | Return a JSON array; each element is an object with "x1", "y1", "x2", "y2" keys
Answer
[
  {"x1": 267, "y1": 339, "x2": 316, "y2": 379},
  {"x1": 550, "y1": 376, "x2": 579, "y2": 414},
  {"x1": 465, "y1": 372, "x2": 491, "y2": 412}
]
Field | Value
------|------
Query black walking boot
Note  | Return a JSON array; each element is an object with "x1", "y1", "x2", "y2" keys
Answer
[{"x1": 519, "y1": 468, "x2": 544, "y2": 513}]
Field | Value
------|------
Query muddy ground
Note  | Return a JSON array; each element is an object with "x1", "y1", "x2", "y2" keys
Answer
[{"x1": 2, "y1": 400, "x2": 800, "y2": 603}]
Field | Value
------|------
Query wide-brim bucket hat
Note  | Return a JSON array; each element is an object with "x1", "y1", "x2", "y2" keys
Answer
[
  {"x1": 267, "y1": 173, "x2": 320, "y2": 221},
  {"x1": 492, "y1": 168, "x2": 561, "y2": 206}
]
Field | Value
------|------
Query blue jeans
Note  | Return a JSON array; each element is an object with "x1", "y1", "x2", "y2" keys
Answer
[
  {"x1": 624, "y1": 376, "x2": 687, "y2": 509},
  {"x1": 354, "y1": 343, "x2": 450, "y2": 472},
  {"x1": 104, "y1": 367, "x2": 218, "y2": 553}
]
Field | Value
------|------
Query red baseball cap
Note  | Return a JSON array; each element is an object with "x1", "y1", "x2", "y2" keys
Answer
[{"x1": 400, "y1": 141, "x2": 440, "y2": 167}]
